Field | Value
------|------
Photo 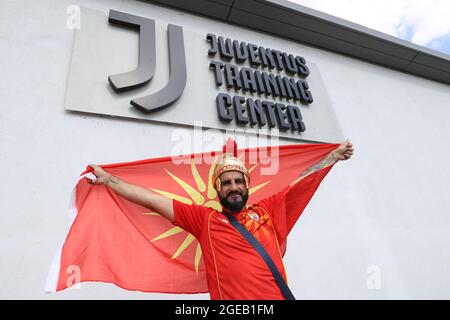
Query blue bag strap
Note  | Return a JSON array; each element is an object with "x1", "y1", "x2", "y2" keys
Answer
[{"x1": 223, "y1": 212, "x2": 296, "y2": 300}]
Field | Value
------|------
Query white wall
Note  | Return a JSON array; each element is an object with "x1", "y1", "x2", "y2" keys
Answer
[{"x1": 1, "y1": 0, "x2": 449, "y2": 299}]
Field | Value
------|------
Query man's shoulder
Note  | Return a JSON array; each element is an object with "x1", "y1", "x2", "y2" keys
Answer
[{"x1": 173, "y1": 200, "x2": 218, "y2": 214}]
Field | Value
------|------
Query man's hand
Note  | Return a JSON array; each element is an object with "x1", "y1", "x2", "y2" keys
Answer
[
  {"x1": 88, "y1": 164, "x2": 113, "y2": 185},
  {"x1": 330, "y1": 140, "x2": 354, "y2": 161}
]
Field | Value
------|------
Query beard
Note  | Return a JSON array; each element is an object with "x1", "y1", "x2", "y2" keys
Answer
[{"x1": 219, "y1": 189, "x2": 249, "y2": 213}]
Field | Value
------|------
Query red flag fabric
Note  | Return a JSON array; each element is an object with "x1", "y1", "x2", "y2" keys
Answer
[{"x1": 46, "y1": 142, "x2": 339, "y2": 294}]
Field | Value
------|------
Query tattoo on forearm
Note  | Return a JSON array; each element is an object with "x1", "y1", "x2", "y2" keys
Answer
[
  {"x1": 298, "y1": 154, "x2": 337, "y2": 179},
  {"x1": 105, "y1": 175, "x2": 119, "y2": 187}
]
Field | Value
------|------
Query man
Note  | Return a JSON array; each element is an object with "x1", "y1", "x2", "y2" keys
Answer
[{"x1": 88, "y1": 140, "x2": 353, "y2": 299}]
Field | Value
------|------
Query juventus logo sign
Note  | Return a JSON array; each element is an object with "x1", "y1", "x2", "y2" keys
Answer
[
  {"x1": 64, "y1": 7, "x2": 343, "y2": 142},
  {"x1": 107, "y1": 10, "x2": 187, "y2": 113}
]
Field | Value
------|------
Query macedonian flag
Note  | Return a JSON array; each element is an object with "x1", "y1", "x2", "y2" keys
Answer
[{"x1": 45, "y1": 141, "x2": 339, "y2": 294}]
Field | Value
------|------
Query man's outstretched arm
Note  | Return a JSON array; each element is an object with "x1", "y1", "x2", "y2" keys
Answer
[
  {"x1": 88, "y1": 164, "x2": 174, "y2": 222},
  {"x1": 289, "y1": 140, "x2": 354, "y2": 187}
]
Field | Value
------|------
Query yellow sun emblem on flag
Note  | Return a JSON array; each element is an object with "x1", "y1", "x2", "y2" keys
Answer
[{"x1": 143, "y1": 155, "x2": 271, "y2": 274}]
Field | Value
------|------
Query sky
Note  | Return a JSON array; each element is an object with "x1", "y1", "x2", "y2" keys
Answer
[{"x1": 289, "y1": 0, "x2": 450, "y2": 56}]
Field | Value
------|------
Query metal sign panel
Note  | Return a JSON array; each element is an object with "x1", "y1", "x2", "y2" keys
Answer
[{"x1": 65, "y1": 8, "x2": 343, "y2": 142}]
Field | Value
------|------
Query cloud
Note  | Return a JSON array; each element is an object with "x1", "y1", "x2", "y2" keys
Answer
[{"x1": 289, "y1": 0, "x2": 450, "y2": 53}]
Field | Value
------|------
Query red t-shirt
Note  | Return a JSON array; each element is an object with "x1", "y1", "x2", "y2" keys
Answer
[{"x1": 172, "y1": 184, "x2": 299, "y2": 300}]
